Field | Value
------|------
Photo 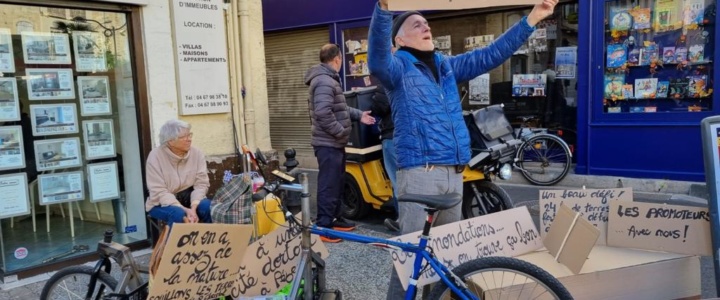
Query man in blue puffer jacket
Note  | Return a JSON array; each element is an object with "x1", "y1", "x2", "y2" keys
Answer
[{"x1": 368, "y1": 0, "x2": 558, "y2": 297}]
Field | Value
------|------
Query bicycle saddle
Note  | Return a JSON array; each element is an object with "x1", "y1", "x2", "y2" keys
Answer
[{"x1": 398, "y1": 193, "x2": 462, "y2": 210}]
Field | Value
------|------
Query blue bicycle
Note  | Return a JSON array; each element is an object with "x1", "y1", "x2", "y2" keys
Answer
[{"x1": 256, "y1": 151, "x2": 573, "y2": 300}]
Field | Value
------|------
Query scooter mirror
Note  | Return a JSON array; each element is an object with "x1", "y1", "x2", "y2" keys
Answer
[{"x1": 255, "y1": 148, "x2": 268, "y2": 166}]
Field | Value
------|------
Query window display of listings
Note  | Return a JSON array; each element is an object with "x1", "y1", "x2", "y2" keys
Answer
[
  {"x1": 603, "y1": 0, "x2": 715, "y2": 113},
  {"x1": 0, "y1": 3, "x2": 146, "y2": 275}
]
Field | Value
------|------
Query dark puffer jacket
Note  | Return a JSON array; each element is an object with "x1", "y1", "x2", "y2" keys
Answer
[{"x1": 304, "y1": 63, "x2": 362, "y2": 148}]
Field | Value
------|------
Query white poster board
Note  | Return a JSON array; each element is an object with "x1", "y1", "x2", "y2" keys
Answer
[
  {"x1": 0, "y1": 78, "x2": 20, "y2": 121},
  {"x1": 0, "y1": 126, "x2": 25, "y2": 171},
  {"x1": 82, "y1": 119, "x2": 116, "y2": 159},
  {"x1": 72, "y1": 31, "x2": 107, "y2": 72},
  {"x1": 38, "y1": 171, "x2": 84, "y2": 205},
  {"x1": 391, "y1": 206, "x2": 542, "y2": 289},
  {"x1": 21, "y1": 32, "x2": 71, "y2": 65},
  {"x1": 34, "y1": 137, "x2": 82, "y2": 171},
  {"x1": 0, "y1": 173, "x2": 30, "y2": 219},
  {"x1": 87, "y1": 161, "x2": 120, "y2": 202},
  {"x1": 0, "y1": 28, "x2": 15, "y2": 72},
  {"x1": 170, "y1": 0, "x2": 231, "y2": 115},
  {"x1": 78, "y1": 76, "x2": 112, "y2": 116},
  {"x1": 30, "y1": 103, "x2": 79, "y2": 136}
]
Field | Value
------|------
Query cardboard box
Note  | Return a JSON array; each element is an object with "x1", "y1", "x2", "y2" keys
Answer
[{"x1": 513, "y1": 247, "x2": 700, "y2": 300}]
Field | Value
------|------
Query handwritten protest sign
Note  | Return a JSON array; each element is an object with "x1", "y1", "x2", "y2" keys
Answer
[
  {"x1": 388, "y1": 0, "x2": 538, "y2": 11},
  {"x1": 148, "y1": 224, "x2": 253, "y2": 300},
  {"x1": 391, "y1": 206, "x2": 542, "y2": 289},
  {"x1": 237, "y1": 224, "x2": 329, "y2": 297},
  {"x1": 608, "y1": 201, "x2": 711, "y2": 256},
  {"x1": 540, "y1": 187, "x2": 632, "y2": 245}
]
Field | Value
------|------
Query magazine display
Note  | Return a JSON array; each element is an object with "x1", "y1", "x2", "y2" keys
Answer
[
  {"x1": 604, "y1": 74, "x2": 624, "y2": 99},
  {"x1": 21, "y1": 32, "x2": 71, "y2": 65},
  {"x1": 634, "y1": 78, "x2": 658, "y2": 99}
]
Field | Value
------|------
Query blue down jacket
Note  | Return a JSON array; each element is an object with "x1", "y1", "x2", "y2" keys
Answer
[{"x1": 368, "y1": 4, "x2": 534, "y2": 169}]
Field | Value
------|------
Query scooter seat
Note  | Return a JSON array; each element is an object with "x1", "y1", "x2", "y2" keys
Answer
[{"x1": 398, "y1": 193, "x2": 462, "y2": 210}]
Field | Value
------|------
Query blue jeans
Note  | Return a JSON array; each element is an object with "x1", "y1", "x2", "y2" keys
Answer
[
  {"x1": 148, "y1": 198, "x2": 212, "y2": 227},
  {"x1": 382, "y1": 139, "x2": 398, "y2": 215}
]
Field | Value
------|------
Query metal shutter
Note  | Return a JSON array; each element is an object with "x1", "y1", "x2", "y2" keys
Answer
[{"x1": 264, "y1": 28, "x2": 328, "y2": 168}]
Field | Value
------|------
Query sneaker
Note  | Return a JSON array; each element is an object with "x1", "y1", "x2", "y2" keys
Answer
[
  {"x1": 320, "y1": 236, "x2": 342, "y2": 243},
  {"x1": 331, "y1": 217, "x2": 356, "y2": 231},
  {"x1": 384, "y1": 218, "x2": 400, "y2": 232}
]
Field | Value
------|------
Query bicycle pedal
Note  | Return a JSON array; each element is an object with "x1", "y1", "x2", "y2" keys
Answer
[{"x1": 319, "y1": 289, "x2": 341, "y2": 300}]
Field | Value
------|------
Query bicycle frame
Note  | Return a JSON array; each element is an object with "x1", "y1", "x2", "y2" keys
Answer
[
  {"x1": 85, "y1": 231, "x2": 148, "y2": 299},
  {"x1": 280, "y1": 174, "x2": 479, "y2": 300}
]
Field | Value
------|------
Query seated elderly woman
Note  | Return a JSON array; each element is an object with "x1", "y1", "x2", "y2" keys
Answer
[{"x1": 145, "y1": 119, "x2": 212, "y2": 225}]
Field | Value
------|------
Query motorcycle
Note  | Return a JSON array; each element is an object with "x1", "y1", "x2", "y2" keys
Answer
[{"x1": 341, "y1": 104, "x2": 520, "y2": 220}]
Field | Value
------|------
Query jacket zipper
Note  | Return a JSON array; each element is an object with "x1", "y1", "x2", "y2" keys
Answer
[{"x1": 415, "y1": 56, "x2": 460, "y2": 165}]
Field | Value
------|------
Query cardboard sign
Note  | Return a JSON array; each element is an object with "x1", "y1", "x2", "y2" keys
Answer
[
  {"x1": 608, "y1": 201, "x2": 712, "y2": 256},
  {"x1": 236, "y1": 224, "x2": 329, "y2": 297},
  {"x1": 148, "y1": 224, "x2": 253, "y2": 300},
  {"x1": 391, "y1": 206, "x2": 542, "y2": 289},
  {"x1": 388, "y1": 0, "x2": 537, "y2": 11},
  {"x1": 544, "y1": 204, "x2": 600, "y2": 274},
  {"x1": 540, "y1": 188, "x2": 633, "y2": 245}
]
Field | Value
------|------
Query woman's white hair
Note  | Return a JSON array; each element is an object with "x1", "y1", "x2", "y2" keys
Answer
[{"x1": 158, "y1": 119, "x2": 191, "y2": 145}]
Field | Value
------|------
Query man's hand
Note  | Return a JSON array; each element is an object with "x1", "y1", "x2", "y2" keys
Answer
[
  {"x1": 379, "y1": 0, "x2": 388, "y2": 10},
  {"x1": 360, "y1": 111, "x2": 376, "y2": 125},
  {"x1": 527, "y1": 0, "x2": 559, "y2": 27},
  {"x1": 185, "y1": 206, "x2": 199, "y2": 223}
]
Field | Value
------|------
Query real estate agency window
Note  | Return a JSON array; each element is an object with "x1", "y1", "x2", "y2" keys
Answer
[
  {"x1": 603, "y1": 0, "x2": 715, "y2": 113},
  {"x1": 0, "y1": 3, "x2": 146, "y2": 273}
]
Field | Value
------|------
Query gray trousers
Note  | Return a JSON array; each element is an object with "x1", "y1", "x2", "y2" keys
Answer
[{"x1": 386, "y1": 165, "x2": 463, "y2": 300}]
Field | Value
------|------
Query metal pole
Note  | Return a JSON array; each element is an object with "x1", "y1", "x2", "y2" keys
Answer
[
  {"x1": 700, "y1": 116, "x2": 720, "y2": 296},
  {"x1": 299, "y1": 173, "x2": 313, "y2": 300}
]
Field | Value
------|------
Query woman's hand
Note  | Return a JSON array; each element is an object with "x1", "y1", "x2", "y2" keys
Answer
[
  {"x1": 185, "y1": 206, "x2": 199, "y2": 223},
  {"x1": 527, "y1": 0, "x2": 559, "y2": 27},
  {"x1": 379, "y1": 0, "x2": 388, "y2": 10}
]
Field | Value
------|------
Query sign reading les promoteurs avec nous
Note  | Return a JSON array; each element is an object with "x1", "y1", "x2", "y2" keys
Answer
[
  {"x1": 388, "y1": 0, "x2": 539, "y2": 11},
  {"x1": 171, "y1": 0, "x2": 231, "y2": 115},
  {"x1": 608, "y1": 201, "x2": 712, "y2": 256},
  {"x1": 147, "y1": 224, "x2": 253, "y2": 300},
  {"x1": 539, "y1": 187, "x2": 633, "y2": 245},
  {"x1": 391, "y1": 206, "x2": 542, "y2": 289}
]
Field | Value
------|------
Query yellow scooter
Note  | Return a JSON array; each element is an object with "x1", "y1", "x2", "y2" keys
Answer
[{"x1": 341, "y1": 104, "x2": 520, "y2": 220}]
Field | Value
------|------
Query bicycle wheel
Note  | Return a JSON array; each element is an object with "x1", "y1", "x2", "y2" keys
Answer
[
  {"x1": 462, "y1": 180, "x2": 513, "y2": 219},
  {"x1": 427, "y1": 256, "x2": 573, "y2": 300},
  {"x1": 517, "y1": 134, "x2": 571, "y2": 186},
  {"x1": 40, "y1": 265, "x2": 118, "y2": 300}
]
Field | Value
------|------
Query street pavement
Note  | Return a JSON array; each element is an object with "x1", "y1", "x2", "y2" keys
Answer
[{"x1": 1, "y1": 176, "x2": 717, "y2": 299}]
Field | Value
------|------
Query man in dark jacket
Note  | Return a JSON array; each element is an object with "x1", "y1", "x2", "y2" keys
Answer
[
  {"x1": 370, "y1": 81, "x2": 400, "y2": 232},
  {"x1": 304, "y1": 43, "x2": 375, "y2": 242},
  {"x1": 368, "y1": 0, "x2": 558, "y2": 297}
]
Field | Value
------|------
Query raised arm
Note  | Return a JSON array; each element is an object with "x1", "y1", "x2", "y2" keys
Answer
[
  {"x1": 368, "y1": 1, "x2": 401, "y2": 89},
  {"x1": 449, "y1": 0, "x2": 558, "y2": 82}
]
